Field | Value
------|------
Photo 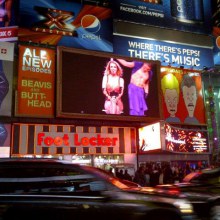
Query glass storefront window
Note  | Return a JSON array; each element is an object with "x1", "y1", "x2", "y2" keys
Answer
[{"x1": 94, "y1": 155, "x2": 124, "y2": 170}]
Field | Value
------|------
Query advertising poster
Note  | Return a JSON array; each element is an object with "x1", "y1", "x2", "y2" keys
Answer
[
  {"x1": 0, "y1": 123, "x2": 11, "y2": 157},
  {"x1": 165, "y1": 123, "x2": 209, "y2": 153},
  {"x1": 112, "y1": 0, "x2": 212, "y2": 35},
  {"x1": 0, "y1": 0, "x2": 19, "y2": 42},
  {"x1": 18, "y1": 0, "x2": 113, "y2": 52},
  {"x1": 16, "y1": 45, "x2": 55, "y2": 117},
  {"x1": 161, "y1": 66, "x2": 206, "y2": 125},
  {"x1": 113, "y1": 35, "x2": 214, "y2": 70},
  {"x1": 0, "y1": 42, "x2": 14, "y2": 116}
]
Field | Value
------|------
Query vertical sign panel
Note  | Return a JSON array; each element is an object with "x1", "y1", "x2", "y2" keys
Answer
[
  {"x1": 0, "y1": 42, "x2": 14, "y2": 116},
  {"x1": 16, "y1": 45, "x2": 55, "y2": 117}
]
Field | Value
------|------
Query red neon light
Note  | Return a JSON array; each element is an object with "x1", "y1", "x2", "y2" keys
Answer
[
  {"x1": 37, "y1": 133, "x2": 70, "y2": 146},
  {"x1": 37, "y1": 133, "x2": 118, "y2": 147}
]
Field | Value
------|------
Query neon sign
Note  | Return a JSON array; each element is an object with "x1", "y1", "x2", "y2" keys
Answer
[{"x1": 37, "y1": 133, "x2": 118, "y2": 147}]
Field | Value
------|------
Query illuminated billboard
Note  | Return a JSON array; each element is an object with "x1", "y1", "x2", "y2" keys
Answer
[
  {"x1": 164, "y1": 123, "x2": 209, "y2": 153},
  {"x1": 138, "y1": 122, "x2": 162, "y2": 153},
  {"x1": 18, "y1": 0, "x2": 112, "y2": 52},
  {"x1": 57, "y1": 47, "x2": 162, "y2": 122},
  {"x1": 11, "y1": 123, "x2": 136, "y2": 156},
  {"x1": 15, "y1": 45, "x2": 55, "y2": 117},
  {"x1": 112, "y1": 0, "x2": 212, "y2": 35},
  {"x1": 160, "y1": 67, "x2": 206, "y2": 125}
]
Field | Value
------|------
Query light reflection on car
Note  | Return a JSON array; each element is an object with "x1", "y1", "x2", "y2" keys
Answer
[
  {"x1": 182, "y1": 171, "x2": 202, "y2": 183},
  {"x1": 0, "y1": 158, "x2": 196, "y2": 220}
]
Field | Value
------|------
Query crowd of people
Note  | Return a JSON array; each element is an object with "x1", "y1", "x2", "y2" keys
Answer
[{"x1": 112, "y1": 162, "x2": 208, "y2": 187}]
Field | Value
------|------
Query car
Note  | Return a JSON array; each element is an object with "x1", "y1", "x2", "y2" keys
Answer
[
  {"x1": 0, "y1": 158, "x2": 196, "y2": 220},
  {"x1": 155, "y1": 167, "x2": 220, "y2": 220}
]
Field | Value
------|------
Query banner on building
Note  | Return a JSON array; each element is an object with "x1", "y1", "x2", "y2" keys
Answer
[
  {"x1": 113, "y1": 35, "x2": 214, "y2": 70},
  {"x1": 15, "y1": 45, "x2": 55, "y2": 117},
  {"x1": 18, "y1": 0, "x2": 113, "y2": 52},
  {"x1": 161, "y1": 66, "x2": 206, "y2": 125},
  {"x1": 11, "y1": 123, "x2": 136, "y2": 156},
  {"x1": 112, "y1": 0, "x2": 212, "y2": 35}
]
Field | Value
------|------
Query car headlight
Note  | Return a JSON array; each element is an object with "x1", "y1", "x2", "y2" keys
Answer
[{"x1": 174, "y1": 199, "x2": 194, "y2": 214}]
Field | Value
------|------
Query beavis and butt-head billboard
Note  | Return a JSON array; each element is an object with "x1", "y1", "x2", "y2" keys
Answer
[
  {"x1": 160, "y1": 66, "x2": 206, "y2": 125},
  {"x1": 16, "y1": 44, "x2": 55, "y2": 117}
]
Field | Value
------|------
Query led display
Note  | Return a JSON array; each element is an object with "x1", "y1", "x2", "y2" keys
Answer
[
  {"x1": 57, "y1": 47, "x2": 162, "y2": 122},
  {"x1": 138, "y1": 122, "x2": 162, "y2": 153},
  {"x1": 165, "y1": 123, "x2": 209, "y2": 153}
]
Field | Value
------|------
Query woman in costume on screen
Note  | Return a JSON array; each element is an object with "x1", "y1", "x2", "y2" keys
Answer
[{"x1": 102, "y1": 59, "x2": 124, "y2": 115}]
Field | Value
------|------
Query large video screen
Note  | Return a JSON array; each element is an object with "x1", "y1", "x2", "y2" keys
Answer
[{"x1": 57, "y1": 47, "x2": 162, "y2": 122}]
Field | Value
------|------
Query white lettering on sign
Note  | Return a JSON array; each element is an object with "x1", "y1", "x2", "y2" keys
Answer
[{"x1": 22, "y1": 48, "x2": 52, "y2": 73}]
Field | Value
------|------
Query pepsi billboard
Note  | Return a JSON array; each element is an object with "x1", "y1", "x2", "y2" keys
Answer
[
  {"x1": 18, "y1": 0, "x2": 113, "y2": 52},
  {"x1": 112, "y1": 0, "x2": 212, "y2": 35},
  {"x1": 113, "y1": 35, "x2": 214, "y2": 70}
]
